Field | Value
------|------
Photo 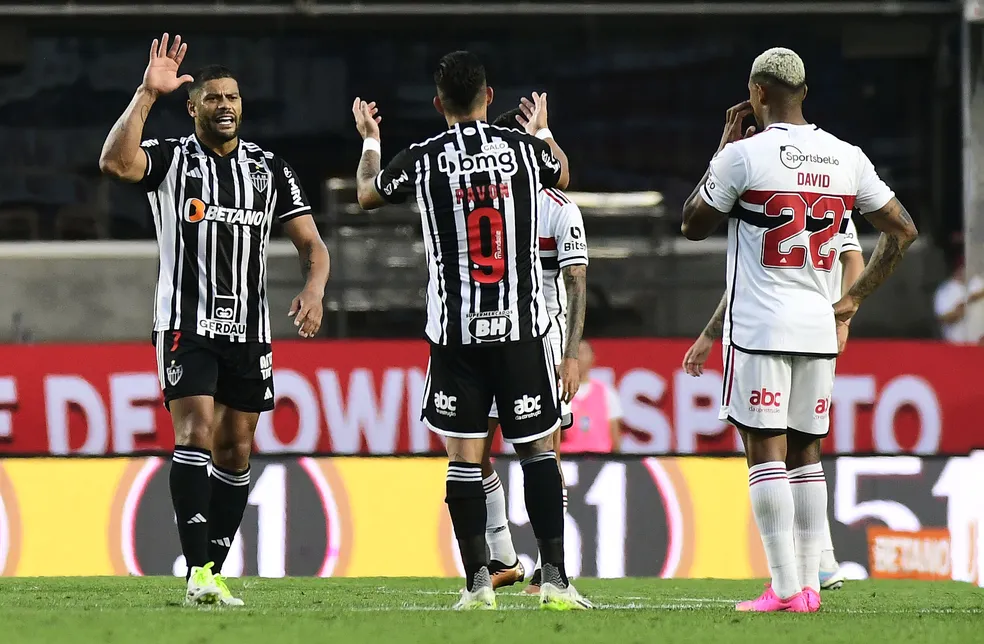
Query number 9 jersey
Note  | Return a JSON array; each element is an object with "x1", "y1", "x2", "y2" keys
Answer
[
  {"x1": 373, "y1": 120, "x2": 561, "y2": 346},
  {"x1": 700, "y1": 123, "x2": 894, "y2": 357}
]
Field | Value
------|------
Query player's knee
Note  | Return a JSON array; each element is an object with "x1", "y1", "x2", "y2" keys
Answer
[
  {"x1": 785, "y1": 431, "x2": 822, "y2": 470},
  {"x1": 513, "y1": 435, "x2": 554, "y2": 459},
  {"x1": 173, "y1": 413, "x2": 212, "y2": 449},
  {"x1": 212, "y1": 436, "x2": 251, "y2": 471}
]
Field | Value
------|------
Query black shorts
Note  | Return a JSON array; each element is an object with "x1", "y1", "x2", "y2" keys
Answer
[
  {"x1": 153, "y1": 330, "x2": 275, "y2": 413},
  {"x1": 422, "y1": 337, "x2": 560, "y2": 444}
]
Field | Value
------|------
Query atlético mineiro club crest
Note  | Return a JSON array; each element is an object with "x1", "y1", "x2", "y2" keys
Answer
[
  {"x1": 249, "y1": 170, "x2": 269, "y2": 194},
  {"x1": 166, "y1": 361, "x2": 183, "y2": 387}
]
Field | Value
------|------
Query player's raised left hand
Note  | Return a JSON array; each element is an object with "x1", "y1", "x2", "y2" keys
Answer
[
  {"x1": 517, "y1": 92, "x2": 550, "y2": 136},
  {"x1": 289, "y1": 287, "x2": 324, "y2": 338},
  {"x1": 352, "y1": 98, "x2": 381, "y2": 141},
  {"x1": 832, "y1": 295, "x2": 860, "y2": 323},
  {"x1": 558, "y1": 357, "x2": 579, "y2": 403}
]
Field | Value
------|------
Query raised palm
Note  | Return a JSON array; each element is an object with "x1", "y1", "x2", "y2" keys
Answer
[{"x1": 142, "y1": 33, "x2": 194, "y2": 96}]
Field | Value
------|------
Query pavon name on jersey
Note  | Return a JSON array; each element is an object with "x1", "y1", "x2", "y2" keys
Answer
[{"x1": 184, "y1": 198, "x2": 265, "y2": 226}]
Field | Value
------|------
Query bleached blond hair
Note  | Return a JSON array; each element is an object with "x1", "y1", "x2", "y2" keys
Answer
[{"x1": 750, "y1": 47, "x2": 806, "y2": 87}]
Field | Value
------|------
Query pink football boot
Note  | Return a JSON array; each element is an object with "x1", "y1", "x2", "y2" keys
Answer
[
  {"x1": 803, "y1": 588, "x2": 821, "y2": 612},
  {"x1": 736, "y1": 585, "x2": 812, "y2": 612}
]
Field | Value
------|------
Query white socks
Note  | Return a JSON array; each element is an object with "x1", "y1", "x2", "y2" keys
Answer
[
  {"x1": 748, "y1": 461, "x2": 800, "y2": 599},
  {"x1": 820, "y1": 513, "x2": 838, "y2": 571},
  {"x1": 789, "y1": 463, "x2": 827, "y2": 592},
  {"x1": 483, "y1": 472, "x2": 517, "y2": 564}
]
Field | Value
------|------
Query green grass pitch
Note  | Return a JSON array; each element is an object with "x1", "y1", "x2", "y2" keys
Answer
[{"x1": 2, "y1": 577, "x2": 982, "y2": 643}]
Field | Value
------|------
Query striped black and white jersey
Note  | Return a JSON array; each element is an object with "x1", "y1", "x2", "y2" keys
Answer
[
  {"x1": 140, "y1": 135, "x2": 312, "y2": 343},
  {"x1": 538, "y1": 188, "x2": 588, "y2": 356},
  {"x1": 374, "y1": 120, "x2": 562, "y2": 346}
]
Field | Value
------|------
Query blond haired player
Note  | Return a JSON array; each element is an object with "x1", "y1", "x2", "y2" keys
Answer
[
  {"x1": 476, "y1": 108, "x2": 589, "y2": 594},
  {"x1": 681, "y1": 47, "x2": 917, "y2": 612},
  {"x1": 683, "y1": 217, "x2": 865, "y2": 592}
]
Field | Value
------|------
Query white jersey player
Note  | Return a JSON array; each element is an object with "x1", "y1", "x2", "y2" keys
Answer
[
  {"x1": 479, "y1": 106, "x2": 589, "y2": 595},
  {"x1": 681, "y1": 47, "x2": 917, "y2": 613},
  {"x1": 682, "y1": 216, "x2": 865, "y2": 592}
]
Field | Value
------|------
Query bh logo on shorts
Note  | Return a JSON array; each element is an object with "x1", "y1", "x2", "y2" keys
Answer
[
  {"x1": 514, "y1": 395, "x2": 541, "y2": 421},
  {"x1": 748, "y1": 388, "x2": 782, "y2": 414},
  {"x1": 434, "y1": 391, "x2": 457, "y2": 418}
]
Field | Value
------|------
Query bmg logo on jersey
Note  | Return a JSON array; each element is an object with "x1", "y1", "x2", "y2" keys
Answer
[
  {"x1": 514, "y1": 394, "x2": 542, "y2": 421},
  {"x1": 467, "y1": 311, "x2": 514, "y2": 342},
  {"x1": 749, "y1": 388, "x2": 782, "y2": 413},
  {"x1": 433, "y1": 391, "x2": 457, "y2": 417},
  {"x1": 184, "y1": 198, "x2": 265, "y2": 227},
  {"x1": 438, "y1": 147, "x2": 518, "y2": 177}
]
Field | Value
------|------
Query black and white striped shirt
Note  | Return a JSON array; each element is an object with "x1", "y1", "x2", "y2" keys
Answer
[
  {"x1": 141, "y1": 135, "x2": 312, "y2": 343},
  {"x1": 374, "y1": 120, "x2": 562, "y2": 346}
]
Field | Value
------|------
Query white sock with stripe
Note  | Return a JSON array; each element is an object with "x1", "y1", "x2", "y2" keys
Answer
[
  {"x1": 748, "y1": 461, "x2": 800, "y2": 599},
  {"x1": 483, "y1": 472, "x2": 517, "y2": 564},
  {"x1": 789, "y1": 462, "x2": 827, "y2": 591}
]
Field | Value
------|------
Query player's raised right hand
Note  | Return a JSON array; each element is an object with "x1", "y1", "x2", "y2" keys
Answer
[
  {"x1": 517, "y1": 92, "x2": 550, "y2": 136},
  {"x1": 142, "y1": 34, "x2": 194, "y2": 97},
  {"x1": 718, "y1": 101, "x2": 754, "y2": 152},
  {"x1": 352, "y1": 98, "x2": 382, "y2": 141}
]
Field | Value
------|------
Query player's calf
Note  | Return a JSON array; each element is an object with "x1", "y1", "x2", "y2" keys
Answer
[
  {"x1": 515, "y1": 440, "x2": 568, "y2": 588},
  {"x1": 445, "y1": 457, "x2": 491, "y2": 596}
]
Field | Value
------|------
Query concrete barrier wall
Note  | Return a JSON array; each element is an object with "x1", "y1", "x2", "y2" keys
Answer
[{"x1": 0, "y1": 239, "x2": 942, "y2": 342}]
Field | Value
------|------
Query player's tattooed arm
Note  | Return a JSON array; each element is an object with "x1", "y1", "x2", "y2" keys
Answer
[
  {"x1": 98, "y1": 88, "x2": 158, "y2": 182},
  {"x1": 355, "y1": 150, "x2": 386, "y2": 210},
  {"x1": 701, "y1": 291, "x2": 728, "y2": 340},
  {"x1": 834, "y1": 198, "x2": 918, "y2": 322},
  {"x1": 850, "y1": 199, "x2": 918, "y2": 302},
  {"x1": 352, "y1": 97, "x2": 387, "y2": 210},
  {"x1": 562, "y1": 264, "x2": 587, "y2": 359}
]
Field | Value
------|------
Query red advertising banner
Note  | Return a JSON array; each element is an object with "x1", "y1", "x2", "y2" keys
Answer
[{"x1": 0, "y1": 339, "x2": 980, "y2": 455}]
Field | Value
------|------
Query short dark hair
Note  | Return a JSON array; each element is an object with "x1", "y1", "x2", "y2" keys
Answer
[
  {"x1": 188, "y1": 65, "x2": 237, "y2": 98},
  {"x1": 492, "y1": 107, "x2": 524, "y2": 132},
  {"x1": 434, "y1": 51, "x2": 486, "y2": 116}
]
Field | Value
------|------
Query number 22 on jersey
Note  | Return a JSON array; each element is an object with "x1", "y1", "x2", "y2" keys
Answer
[
  {"x1": 467, "y1": 207, "x2": 505, "y2": 284},
  {"x1": 760, "y1": 192, "x2": 850, "y2": 271}
]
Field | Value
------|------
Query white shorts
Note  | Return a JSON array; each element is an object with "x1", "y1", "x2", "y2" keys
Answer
[
  {"x1": 489, "y1": 331, "x2": 571, "y2": 427},
  {"x1": 718, "y1": 345, "x2": 835, "y2": 436}
]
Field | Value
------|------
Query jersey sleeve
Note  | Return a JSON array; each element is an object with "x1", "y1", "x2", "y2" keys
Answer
[
  {"x1": 699, "y1": 142, "x2": 748, "y2": 214},
  {"x1": 839, "y1": 216, "x2": 862, "y2": 253},
  {"x1": 549, "y1": 196, "x2": 589, "y2": 268},
  {"x1": 855, "y1": 148, "x2": 895, "y2": 214},
  {"x1": 529, "y1": 137, "x2": 563, "y2": 189},
  {"x1": 271, "y1": 156, "x2": 313, "y2": 222},
  {"x1": 139, "y1": 138, "x2": 180, "y2": 191},
  {"x1": 373, "y1": 148, "x2": 417, "y2": 205}
]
